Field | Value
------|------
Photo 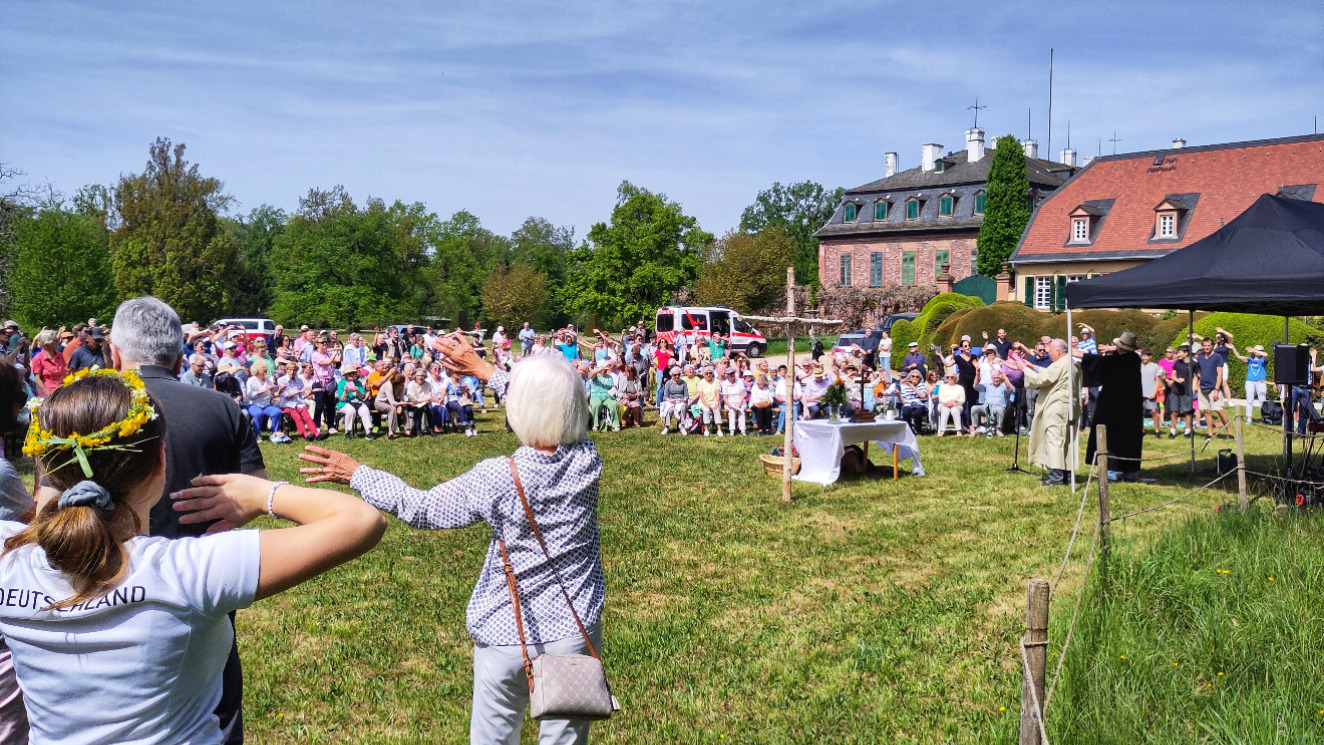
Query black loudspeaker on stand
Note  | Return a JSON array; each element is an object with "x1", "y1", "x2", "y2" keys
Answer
[{"x1": 1274, "y1": 343, "x2": 1310, "y2": 385}]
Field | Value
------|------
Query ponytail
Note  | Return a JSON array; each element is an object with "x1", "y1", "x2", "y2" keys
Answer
[{"x1": 6, "y1": 496, "x2": 133, "y2": 611}]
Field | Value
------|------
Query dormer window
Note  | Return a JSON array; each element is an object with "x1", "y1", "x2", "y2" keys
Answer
[
  {"x1": 934, "y1": 160, "x2": 946, "y2": 174},
  {"x1": 1073, "y1": 218, "x2": 1090, "y2": 242},
  {"x1": 938, "y1": 194, "x2": 955, "y2": 217},
  {"x1": 1065, "y1": 200, "x2": 1114, "y2": 246},
  {"x1": 1150, "y1": 193, "x2": 1199, "y2": 242},
  {"x1": 974, "y1": 191, "x2": 986, "y2": 214},
  {"x1": 874, "y1": 200, "x2": 889, "y2": 221},
  {"x1": 1157, "y1": 212, "x2": 1176, "y2": 238},
  {"x1": 906, "y1": 198, "x2": 921, "y2": 219},
  {"x1": 844, "y1": 204, "x2": 857, "y2": 222}
]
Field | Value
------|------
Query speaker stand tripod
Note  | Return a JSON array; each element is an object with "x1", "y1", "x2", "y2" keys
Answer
[{"x1": 1006, "y1": 391, "x2": 1033, "y2": 475}]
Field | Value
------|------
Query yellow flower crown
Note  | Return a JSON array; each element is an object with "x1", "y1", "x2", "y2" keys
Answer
[{"x1": 23, "y1": 369, "x2": 159, "y2": 477}]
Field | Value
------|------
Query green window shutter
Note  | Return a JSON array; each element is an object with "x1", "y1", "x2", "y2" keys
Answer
[
  {"x1": 907, "y1": 200, "x2": 919, "y2": 219},
  {"x1": 1023, "y1": 276, "x2": 1035, "y2": 307},
  {"x1": 975, "y1": 193, "x2": 986, "y2": 214},
  {"x1": 939, "y1": 195, "x2": 953, "y2": 216},
  {"x1": 875, "y1": 201, "x2": 887, "y2": 220},
  {"x1": 901, "y1": 251, "x2": 915, "y2": 286},
  {"x1": 1053, "y1": 275, "x2": 1068, "y2": 312},
  {"x1": 935, "y1": 249, "x2": 949, "y2": 278},
  {"x1": 844, "y1": 204, "x2": 857, "y2": 222}
]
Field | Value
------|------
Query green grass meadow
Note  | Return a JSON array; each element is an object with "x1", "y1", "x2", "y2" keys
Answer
[{"x1": 235, "y1": 410, "x2": 1298, "y2": 743}]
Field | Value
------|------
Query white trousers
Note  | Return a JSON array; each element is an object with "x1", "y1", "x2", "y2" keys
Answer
[
  {"x1": 471, "y1": 624, "x2": 603, "y2": 745},
  {"x1": 1245, "y1": 380, "x2": 1268, "y2": 418},
  {"x1": 937, "y1": 405, "x2": 961, "y2": 434},
  {"x1": 726, "y1": 407, "x2": 746, "y2": 435},
  {"x1": 339, "y1": 402, "x2": 373, "y2": 434},
  {"x1": 659, "y1": 400, "x2": 686, "y2": 424}
]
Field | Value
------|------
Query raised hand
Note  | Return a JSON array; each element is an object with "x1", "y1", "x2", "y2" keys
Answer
[{"x1": 298, "y1": 445, "x2": 363, "y2": 485}]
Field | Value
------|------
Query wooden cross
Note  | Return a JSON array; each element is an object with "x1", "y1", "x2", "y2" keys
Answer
[{"x1": 741, "y1": 267, "x2": 844, "y2": 502}]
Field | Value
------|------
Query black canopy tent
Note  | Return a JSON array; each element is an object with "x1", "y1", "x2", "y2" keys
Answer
[{"x1": 1063, "y1": 193, "x2": 1324, "y2": 478}]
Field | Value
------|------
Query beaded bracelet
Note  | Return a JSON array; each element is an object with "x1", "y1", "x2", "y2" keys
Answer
[{"x1": 267, "y1": 481, "x2": 288, "y2": 519}]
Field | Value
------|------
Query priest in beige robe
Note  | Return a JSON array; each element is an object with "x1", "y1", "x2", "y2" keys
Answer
[{"x1": 1008, "y1": 339, "x2": 1081, "y2": 486}]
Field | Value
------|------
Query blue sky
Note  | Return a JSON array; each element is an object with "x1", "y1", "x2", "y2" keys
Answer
[{"x1": 3, "y1": 0, "x2": 1321, "y2": 238}]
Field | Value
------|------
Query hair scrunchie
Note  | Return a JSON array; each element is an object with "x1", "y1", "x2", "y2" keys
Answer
[{"x1": 57, "y1": 481, "x2": 115, "y2": 515}]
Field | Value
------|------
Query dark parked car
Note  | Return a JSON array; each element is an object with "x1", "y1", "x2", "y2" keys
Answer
[{"x1": 881, "y1": 313, "x2": 917, "y2": 333}]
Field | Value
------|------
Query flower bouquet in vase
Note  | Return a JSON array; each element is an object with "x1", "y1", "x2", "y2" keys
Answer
[{"x1": 821, "y1": 381, "x2": 849, "y2": 422}]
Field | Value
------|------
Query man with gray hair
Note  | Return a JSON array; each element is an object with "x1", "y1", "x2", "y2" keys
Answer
[
  {"x1": 40, "y1": 295, "x2": 266, "y2": 744},
  {"x1": 1007, "y1": 338, "x2": 1081, "y2": 486}
]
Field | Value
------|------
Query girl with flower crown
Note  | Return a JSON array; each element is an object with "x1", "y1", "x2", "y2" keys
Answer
[{"x1": 0, "y1": 368, "x2": 385, "y2": 745}]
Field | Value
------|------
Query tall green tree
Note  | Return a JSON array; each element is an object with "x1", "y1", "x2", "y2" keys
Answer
[
  {"x1": 110, "y1": 138, "x2": 240, "y2": 322},
  {"x1": 562, "y1": 181, "x2": 711, "y2": 329},
  {"x1": 423, "y1": 210, "x2": 510, "y2": 326},
  {"x1": 975, "y1": 135, "x2": 1032, "y2": 277},
  {"x1": 738, "y1": 181, "x2": 844, "y2": 288},
  {"x1": 692, "y1": 228, "x2": 794, "y2": 313},
  {"x1": 509, "y1": 217, "x2": 574, "y2": 285},
  {"x1": 226, "y1": 205, "x2": 287, "y2": 316},
  {"x1": 268, "y1": 187, "x2": 427, "y2": 329},
  {"x1": 481, "y1": 264, "x2": 553, "y2": 330},
  {"x1": 10, "y1": 202, "x2": 116, "y2": 329}
]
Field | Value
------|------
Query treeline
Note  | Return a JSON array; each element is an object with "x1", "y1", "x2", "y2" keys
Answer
[{"x1": 0, "y1": 138, "x2": 842, "y2": 331}]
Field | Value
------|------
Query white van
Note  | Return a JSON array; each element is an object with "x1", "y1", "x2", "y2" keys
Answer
[{"x1": 654, "y1": 306, "x2": 768, "y2": 358}]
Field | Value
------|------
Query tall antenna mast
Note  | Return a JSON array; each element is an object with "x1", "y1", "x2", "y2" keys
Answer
[
  {"x1": 1027, "y1": 109, "x2": 1032, "y2": 141},
  {"x1": 967, "y1": 96, "x2": 987, "y2": 129},
  {"x1": 1047, "y1": 48, "x2": 1054, "y2": 158},
  {"x1": 1067, "y1": 120, "x2": 1071, "y2": 150},
  {"x1": 1109, "y1": 131, "x2": 1123, "y2": 155}
]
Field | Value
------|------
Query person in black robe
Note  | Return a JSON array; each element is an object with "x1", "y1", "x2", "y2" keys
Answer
[{"x1": 1079, "y1": 331, "x2": 1143, "y2": 481}]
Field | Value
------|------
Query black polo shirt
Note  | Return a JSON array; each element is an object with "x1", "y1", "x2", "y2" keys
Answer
[
  {"x1": 138, "y1": 364, "x2": 264, "y2": 745},
  {"x1": 136, "y1": 365, "x2": 265, "y2": 538}
]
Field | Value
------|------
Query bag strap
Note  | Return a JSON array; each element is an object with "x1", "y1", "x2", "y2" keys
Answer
[
  {"x1": 496, "y1": 538, "x2": 536, "y2": 692},
  {"x1": 508, "y1": 458, "x2": 601, "y2": 660}
]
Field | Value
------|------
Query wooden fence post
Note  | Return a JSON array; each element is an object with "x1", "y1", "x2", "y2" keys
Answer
[
  {"x1": 1096, "y1": 424, "x2": 1110, "y2": 566},
  {"x1": 782, "y1": 266, "x2": 796, "y2": 504},
  {"x1": 1020, "y1": 578, "x2": 1051, "y2": 745},
  {"x1": 1234, "y1": 410, "x2": 1249, "y2": 510}
]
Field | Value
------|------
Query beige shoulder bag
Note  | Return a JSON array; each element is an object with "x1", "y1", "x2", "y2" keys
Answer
[{"x1": 497, "y1": 458, "x2": 620, "y2": 721}]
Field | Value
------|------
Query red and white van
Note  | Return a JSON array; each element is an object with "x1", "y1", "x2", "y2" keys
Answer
[{"x1": 654, "y1": 306, "x2": 767, "y2": 358}]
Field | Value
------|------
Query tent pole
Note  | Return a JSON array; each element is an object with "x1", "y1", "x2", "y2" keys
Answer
[
  {"x1": 1067, "y1": 306, "x2": 1077, "y2": 491},
  {"x1": 1189, "y1": 311, "x2": 1195, "y2": 474},
  {"x1": 1285, "y1": 315, "x2": 1292, "y2": 479}
]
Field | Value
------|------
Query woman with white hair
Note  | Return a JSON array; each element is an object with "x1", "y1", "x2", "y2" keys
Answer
[
  {"x1": 243, "y1": 360, "x2": 285, "y2": 442},
  {"x1": 299, "y1": 335, "x2": 608, "y2": 744}
]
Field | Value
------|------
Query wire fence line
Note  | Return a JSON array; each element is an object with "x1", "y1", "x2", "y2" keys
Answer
[
  {"x1": 1106, "y1": 471, "x2": 1235, "y2": 523},
  {"x1": 1019, "y1": 424, "x2": 1249, "y2": 744}
]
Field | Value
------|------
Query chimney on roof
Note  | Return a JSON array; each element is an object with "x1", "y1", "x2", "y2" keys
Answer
[
  {"x1": 1022, "y1": 140, "x2": 1039, "y2": 160},
  {"x1": 921, "y1": 143, "x2": 943, "y2": 172},
  {"x1": 1172, "y1": 138, "x2": 1186, "y2": 149},
  {"x1": 1082, "y1": 155, "x2": 1097, "y2": 167},
  {"x1": 1060, "y1": 148, "x2": 1077, "y2": 167},
  {"x1": 966, "y1": 128, "x2": 986, "y2": 163},
  {"x1": 884, "y1": 152, "x2": 898, "y2": 178}
]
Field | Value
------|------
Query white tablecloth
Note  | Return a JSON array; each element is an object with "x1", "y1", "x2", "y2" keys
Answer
[{"x1": 792, "y1": 419, "x2": 925, "y2": 485}]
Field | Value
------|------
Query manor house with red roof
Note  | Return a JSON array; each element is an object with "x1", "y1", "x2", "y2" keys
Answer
[{"x1": 1009, "y1": 133, "x2": 1324, "y2": 310}]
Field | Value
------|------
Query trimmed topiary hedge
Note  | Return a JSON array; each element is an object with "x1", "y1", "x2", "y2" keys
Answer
[{"x1": 883, "y1": 293, "x2": 985, "y2": 368}]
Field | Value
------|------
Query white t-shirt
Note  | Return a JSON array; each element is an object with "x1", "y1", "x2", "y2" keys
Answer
[
  {"x1": 1139, "y1": 361, "x2": 1162, "y2": 398},
  {"x1": 0, "y1": 524, "x2": 260, "y2": 745}
]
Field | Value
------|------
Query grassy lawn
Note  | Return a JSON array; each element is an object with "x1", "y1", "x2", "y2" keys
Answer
[
  {"x1": 237, "y1": 411, "x2": 1283, "y2": 743},
  {"x1": 1051, "y1": 506, "x2": 1324, "y2": 743}
]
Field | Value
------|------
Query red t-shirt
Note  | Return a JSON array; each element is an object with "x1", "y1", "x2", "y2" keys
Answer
[
  {"x1": 32, "y1": 350, "x2": 68, "y2": 394},
  {"x1": 654, "y1": 349, "x2": 673, "y2": 374}
]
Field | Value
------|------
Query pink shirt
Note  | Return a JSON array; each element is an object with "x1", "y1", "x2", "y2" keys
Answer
[{"x1": 32, "y1": 350, "x2": 67, "y2": 394}]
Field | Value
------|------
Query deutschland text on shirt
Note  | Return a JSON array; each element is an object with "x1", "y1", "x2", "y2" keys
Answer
[{"x1": 0, "y1": 585, "x2": 147, "y2": 612}]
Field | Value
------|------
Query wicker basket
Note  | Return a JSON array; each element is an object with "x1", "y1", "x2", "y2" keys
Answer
[{"x1": 760, "y1": 452, "x2": 801, "y2": 477}]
